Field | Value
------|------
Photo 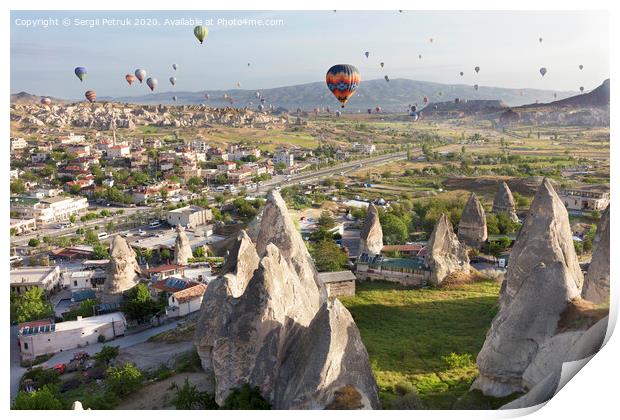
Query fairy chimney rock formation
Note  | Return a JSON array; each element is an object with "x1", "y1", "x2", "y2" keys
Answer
[
  {"x1": 194, "y1": 190, "x2": 379, "y2": 409},
  {"x1": 173, "y1": 226, "x2": 193, "y2": 265},
  {"x1": 472, "y1": 179, "x2": 586, "y2": 398},
  {"x1": 458, "y1": 193, "x2": 488, "y2": 248},
  {"x1": 493, "y1": 181, "x2": 519, "y2": 222},
  {"x1": 426, "y1": 213, "x2": 470, "y2": 286},
  {"x1": 582, "y1": 205, "x2": 610, "y2": 304},
  {"x1": 102, "y1": 236, "x2": 140, "y2": 304},
  {"x1": 359, "y1": 204, "x2": 383, "y2": 256}
]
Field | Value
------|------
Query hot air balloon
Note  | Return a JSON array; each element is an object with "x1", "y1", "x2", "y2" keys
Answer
[
  {"x1": 40, "y1": 97, "x2": 51, "y2": 106},
  {"x1": 326, "y1": 106, "x2": 331, "y2": 114},
  {"x1": 539, "y1": 37, "x2": 543, "y2": 43},
  {"x1": 553, "y1": 93, "x2": 557, "y2": 98},
  {"x1": 364, "y1": 51, "x2": 369, "y2": 58},
  {"x1": 172, "y1": 95, "x2": 177, "y2": 101},
  {"x1": 375, "y1": 106, "x2": 382, "y2": 113},
  {"x1": 423, "y1": 96, "x2": 429, "y2": 104},
  {"x1": 74, "y1": 67, "x2": 87, "y2": 82},
  {"x1": 460, "y1": 72, "x2": 464, "y2": 76},
  {"x1": 437, "y1": 91, "x2": 443, "y2": 97},
  {"x1": 429, "y1": 37, "x2": 433, "y2": 43},
  {"x1": 172, "y1": 63, "x2": 178, "y2": 71},
  {"x1": 204, "y1": 93, "x2": 210, "y2": 100},
  {"x1": 455, "y1": 98, "x2": 460, "y2": 104},
  {"x1": 135, "y1": 69, "x2": 146, "y2": 83},
  {"x1": 194, "y1": 25, "x2": 208, "y2": 44},
  {"x1": 260, "y1": 98, "x2": 266, "y2": 104},
  {"x1": 367, "y1": 108, "x2": 372, "y2": 114},
  {"x1": 474, "y1": 66, "x2": 480, "y2": 74},
  {"x1": 169, "y1": 77, "x2": 176, "y2": 86},
  {"x1": 579, "y1": 64, "x2": 584, "y2": 70},
  {"x1": 146, "y1": 77, "x2": 157, "y2": 92},
  {"x1": 380, "y1": 62, "x2": 385, "y2": 68},
  {"x1": 325, "y1": 64, "x2": 361, "y2": 108},
  {"x1": 519, "y1": 91, "x2": 524, "y2": 96},
  {"x1": 85, "y1": 90, "x2": 96, "y2": 103},
  {"x1": 125, "y1": 74, "x2": 136, "y2": 85},
  {"x1": 247, "y1": 63, "x2": 251, "y2": 67},
  {"x1": 223, "y1": 93, "x2": 229, "y2": 99},
  {"x1": 384, "y1": 75, "x2": 390, "y2": 82},
  {"x1": 258, "y1": 104, "x2": 265, "y2": 111},
  {"x1": 539, "y1": 67, "x2": 547, "y2": 77},
  {"x1": 255, "y1": 91, "x2": 261, "y2": 99},
  {"x1": 418, "y1": 54, "x2": 422, "y2": 59},
  {"x1": 236, "y1": 82, "x2": 241, "y2": 88},
  {"x1": 474, "y1": 84, "x2": 479, "y2": 91},
  {"x1": 336, "y1": 111, "x2": 342, "y2": 117},
  {"x1": 580, "y1": 86, "x2": 585, "y2": 93}
]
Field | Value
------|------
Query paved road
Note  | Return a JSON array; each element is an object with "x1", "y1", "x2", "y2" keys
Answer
[{"x1": 9, "y1": 320, "x2": 181, "y2": 402}]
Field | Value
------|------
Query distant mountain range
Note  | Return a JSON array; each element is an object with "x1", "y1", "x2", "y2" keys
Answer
[
  {"x1": 12, "y1": 78, "x2": 584, "y2": 112},
  {"x1": 516, "y1": 79, "x2": 609, "y2": 109}
]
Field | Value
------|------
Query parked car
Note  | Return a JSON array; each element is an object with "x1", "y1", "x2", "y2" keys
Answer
[{"x1": 53, "y1": 363, "x2": 66, "y2": 375}]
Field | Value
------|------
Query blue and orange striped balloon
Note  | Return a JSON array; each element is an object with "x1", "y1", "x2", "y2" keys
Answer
[{"x1": 326, "y1": 64, "x2": 360, "y2": 108}]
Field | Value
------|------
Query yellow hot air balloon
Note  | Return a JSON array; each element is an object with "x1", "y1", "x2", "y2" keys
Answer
[{"x1": 194, "y1": 25, "x2": 208, "y2": 44}]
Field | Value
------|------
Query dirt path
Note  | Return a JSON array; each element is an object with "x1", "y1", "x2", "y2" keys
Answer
[
  {"x1": 116, "y1": 372, "x2": 214, "y2": 410},
  {"x1": 115, "y1": 340, "x2": 194, "y2": 371}
]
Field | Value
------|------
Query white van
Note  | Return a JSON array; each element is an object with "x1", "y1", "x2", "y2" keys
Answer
[
  {"x1": 149, "y1": 220, "x2": 161, "y2": 229},
  {"x1": 10, "y1": 255, "x2": 23, "y2": 266},
  {"x1": 97, "y1": 232, "x2": 109, "y2": 240}
]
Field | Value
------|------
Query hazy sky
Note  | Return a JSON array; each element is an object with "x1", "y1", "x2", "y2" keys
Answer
[{"x1": 11, "y1": 10, "x2": 609, "y2": 99}]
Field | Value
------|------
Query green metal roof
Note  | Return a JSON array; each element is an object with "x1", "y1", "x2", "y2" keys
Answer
[{"x1": 374, "y1": 257, "x2": 428, "y2": 271}]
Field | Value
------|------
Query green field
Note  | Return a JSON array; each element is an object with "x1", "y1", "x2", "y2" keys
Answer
[{"x1": 340, "y1": 280, "x2": 502, "y2": 409}]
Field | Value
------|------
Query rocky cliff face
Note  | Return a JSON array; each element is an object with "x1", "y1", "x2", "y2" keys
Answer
[
  {"x1": 194, "y1": 190, "x2": 379, "y2": 409},
  {"x1": 426, "y1": 213, "x2": 470, "y2": 286},
  {"x1": 473, "y1": 179, "x2": 589, "y2": 398},
  {"x1": 102, "y1": 236, "x2": 140, "y2": 304},
  {"x1": 173, "y1": 226, "x2": 193, "y2": 266},
  {"x1": 492, "y1": 182, "x2": 519, "y2": 222},
  {"x1": 582, "y1": 205, "x2": 610, "y2": 304},
  {"x1": 359, "y1": 204, "x2": 383, "y2": 256},
  {"x1": 458, "y1": 193, "x2": 488, "y2": 248}
]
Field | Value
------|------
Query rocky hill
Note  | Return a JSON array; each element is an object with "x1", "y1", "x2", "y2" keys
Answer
[{"x1": 10, "y1": 102, "x2": 288, "y2": 130}]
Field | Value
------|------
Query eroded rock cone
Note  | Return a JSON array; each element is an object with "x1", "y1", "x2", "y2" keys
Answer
[
  {"x1": 102, "y1": 236, "x2": 140, "y2": 304},
  {"x1": 426, "y1": 213, "x2": 470, "y2": 285},
  {"x1": 582, "y1": 205, "x2": 610, "y2": 304},
  {"x1": 359, "y1": 204, "x2": 383, "y2": 256},
  {"x1": 493, "y1": 181, "x2": 519, "y2": 222},
  {"x1": 458, "y1": 193, "x2": 488, "y2": 248},
  {"x1": 472, "y1": 179, "x2": 584, "y2": 397},
  {"x1": 194, "y1": 190, "x2": 379, "y2": 409},
  {"x1": 173, "y1": 226, "x2": 193, "y2": 265}
]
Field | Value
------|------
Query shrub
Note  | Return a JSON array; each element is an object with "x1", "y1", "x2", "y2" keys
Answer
[
  {"x1": 12, "y1": 385, "x2": 62, "y2": 410},
  {"x1": 105, "y1": 363, "x2": 143, "y2": 397},
  {"x1": 21, "y1": 367, "x2": 60, "y2": 388},
  {"x1": 221, "y1": 383, "x2": 271, "y2": 409},
  {"x1": 174, "y1": 350, "x2": 203, "y2": 373},
  {"x1": 394, "y1": 381, "x2": 415, "y2": 396},
  {"x1": 388, "y1": 391, "x2": 424, "y2": 409},
  {"x1": 28, "y1": 238, "x2": 41, "y2": 247},
  {"x1": 169, "y1": 378, "x2": 218, "y2": 409},
  {"x1": 97, "y1": 334, "x2": 106, "y2": 343},
  {"x1": 442, "y1": 352, "x2": 473, "y2": 369},
  {"x1": 95, "y1": 345, "x2": 119, "y2": 365}
]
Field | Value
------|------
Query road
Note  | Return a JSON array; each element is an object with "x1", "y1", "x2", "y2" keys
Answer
[{"x1": 9, "y1": 320, "x2": 181, "y2": 402}]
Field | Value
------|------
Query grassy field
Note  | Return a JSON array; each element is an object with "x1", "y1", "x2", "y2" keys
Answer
[{"x1": 340, "y1": 280, "x2": 502, "y2": 409}]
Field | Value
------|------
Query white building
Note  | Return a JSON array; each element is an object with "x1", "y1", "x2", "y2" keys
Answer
[
  {"x1": 107, "y1": 144, "x2": 131, "y2": 158},
  {"x1": 191, "y1": 140, "x2": 209, "y2": 153},
  {"x1": 11, "y1": 195, "x2": 88, "y2": 224},
  {"x1": 273, "y1": 150, "x2": 294, "y2": 167},
  {"x1": 10, "y1": 266, "x2": 61, "y2": 295},
  {"x1": 166, "y1": 205, "x2": 213, "y2": 228},
  {"x1": 10, "y1": 137, "x2": 28, "y2": 152},
  {"x1": 166, "y1": 283, "x2": 207, "y2": 318},
  {"x1": 10, "y1": 218, "x2": 37, "y2": 235},
  {"x1": 17, "y1": 312, "x2": 127, "y2": 362},
  {"x1": 62, "y1": 271, "x2": 95, "y2": 290},
  {"x1": 352, "y1": 143, "x2": 376, "y2": 154}
]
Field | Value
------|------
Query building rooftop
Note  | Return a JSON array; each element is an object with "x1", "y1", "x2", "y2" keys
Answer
[
  {"x1": 167, "y1": 205, "x2": 208, "y2": 215},
  {"x1": 10, "y1": 266, "x2": 58, "y2": 285},
  {"x1": 318, "y1": 271, "x2": 357, "y2": 284},
  {"x1": 152, "y1": 277, "x2": 197, "y2": 293},
  {"x1": 173, "y1": 283, "x2": 207, "y2": 303},
  {"x1": 53, "y1": 312, "x2": 126, "y2": 332},
  {"x1": 358, "y1": 254, "x2": 428, "y2": 271}
]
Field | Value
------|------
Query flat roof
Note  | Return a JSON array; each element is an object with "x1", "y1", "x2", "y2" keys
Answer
[
  {"x1": 10, "y1": 266, "x2": 58, "y2": 285},
  {"x1": 318, "y1": 271, "x2": 357, "y2": 284},
  {"x1": 54, "y1": 312, "x2": 126, "y2": 332},
  {"x1": 129, "y1": 230, "x2": 211, "y2": 251},
  {"x1": 167, "y1": 205, "x2": 208, "y2": 215}
]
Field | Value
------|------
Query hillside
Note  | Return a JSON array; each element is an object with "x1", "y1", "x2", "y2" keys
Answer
[
  {"x1": 10, "y1": 91, "x2": 66, "y2": 105},
  {"x1": 11, "y1": 78, "x2": 576, "y2": 112},
  {"x1": 519, "y1": 79, "x2": 609, "y2": 109}
]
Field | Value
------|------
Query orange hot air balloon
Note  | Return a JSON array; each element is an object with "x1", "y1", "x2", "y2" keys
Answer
[
  {"x1": 325, "y1": 64, "x2": 361, "y2": 108},
  {"x1": 125, "y1": 74, "x2": 136, "y2": 85},
  {"x1": 85, "y1": 90, "x2": 96, "y2": 103}
]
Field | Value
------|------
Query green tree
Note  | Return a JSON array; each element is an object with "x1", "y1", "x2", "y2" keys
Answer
[
  {"x1": 121, "y1": 283, "x2": 158, "y2": 322},
  {"x1": 317, "y1": 211, "x2": 336, "y2": 230},
  {"x1": 11, "y1": 287, "x2": 54, "y2": 323},
  {"x1": 12, "y1": 386, "x2": 62, "y2": 410},
  {"x1": 95, "y1": 345, "x2": 120, "y2": 365},
  {"x1": 92, "y1": 243, "x2": 110, "y2": 260},
  {"x1": 63, "y1": 299, "x2": 99, "y2": 321},
  {"x1": 311, "y1": 240, "x2": 348, "y2": 272},
  {"x1": 105, "y1": 363, "x2": 143, "y2": 397},
  {"x1": 221, "y1": 384, "x2": 271, "y2": 410},
  {"x1": 381, "y1": 214, "x2": 409, "y2": 245},
  {"x1": 28, "y1": 238, "x2": 41, "y2": 247},
  {"x1": 11, "y1": 180, "x2": 27, "y2": 194},
  {"x1": 169, "y1": 378, "x2": 218, "y2": 409}
]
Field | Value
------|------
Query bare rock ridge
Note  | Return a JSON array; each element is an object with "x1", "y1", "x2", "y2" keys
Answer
[
  {"x1": 359, "y1": 204, "x2": 384, "y2": 256},
  {"x1": 426, "y1": 213, "x2": 470, "y2": 285},
  {"x1": 492, "y1": 181, "x2": 519, "y2": 222},
  {"x1": 194, "y1": 190, "x2": 380, "y2": 409},
  {"x1": 458, "y1": 193, "x2": 488, "y2": 248},
  {"x1": 173, "y1": 226, "x2": 193, "y2": 266},
  {"x1": 102, "y1": 236, "x2": 140, "y2": 304},
  {"x1": 582, "y1": 205, "x2": 610, "y2": 304},
  {"x1": 472, "y1": 179, "x2": 591, "y2": 398}
]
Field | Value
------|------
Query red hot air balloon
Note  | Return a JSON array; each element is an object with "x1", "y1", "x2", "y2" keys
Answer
[
  {"x1": 85, "y1": 90, "x2": 96, "y2": 103},
  {"x1": 125, "y1": 74, "x2": 136, "y2": 85},
  {"x1": 325, "y1": 64, "x2": 361, "y2": 108}
]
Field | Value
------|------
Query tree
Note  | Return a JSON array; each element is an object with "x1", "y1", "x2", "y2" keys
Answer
[
  {"x1": 221, "y1": 384, "x2": 271, "y2": 410},
  {"x1": 92, "y1": 243, "x2": 110, "y2": 260},
  {"x1": 11, "y1": 180, "x2": 27, "y2": 194},
  {"x1": 105, "y1": 363, "x2": 143, "y2": 397},
  {"x1": 63, "y1": 299, "x2": 99, "y2": 321},
  {"x1": 381, "y1": 214, "x2": 409, "y2": 245},
  {"x1": 11, "y1": 287, "x2": 54, "y2": 323},
  {"x1": 169, "y1": 378, "x2": 218, "y2": 410},
  {"x1": 28, "y1": 238, "x2": 41, "y2": 247},
  {"x1": 121, "y1": 283, "x2": 158, "y2": 322},
  {"x1": 95, "y1": 345, "x2": 120, "y2": 365},
  {"x1": 311, "y1": 240, "x2": 348, "y2": 272},
  {"x1": 12, "y1": 386, "x2": 62, "y2": 410},
  {"x1": 317, "y1": 211, "x2": 336, "y2": 230}
]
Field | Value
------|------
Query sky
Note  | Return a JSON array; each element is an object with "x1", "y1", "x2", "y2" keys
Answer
[{"x1": 10, "y1": 10, "x2": 610, "y2": 99}]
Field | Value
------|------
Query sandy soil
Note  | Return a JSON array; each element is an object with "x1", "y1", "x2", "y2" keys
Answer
[{"x1": 115, "y1": 341, "x2": 194, "y2": 372}]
